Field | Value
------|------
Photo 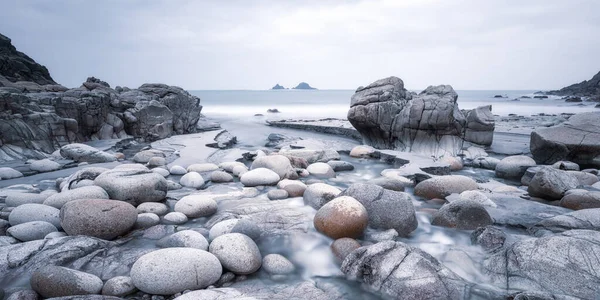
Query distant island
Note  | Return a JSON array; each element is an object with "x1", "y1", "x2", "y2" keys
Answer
[
  {"x1": 547, "y1": 70, "x2": 600, "y2": 101},
  {"x1": 293, "y1": 82, "x2": 317, "y2": 90},
  {"x1": 271, "y1": 84, "x2": 285, "y2": 90}
]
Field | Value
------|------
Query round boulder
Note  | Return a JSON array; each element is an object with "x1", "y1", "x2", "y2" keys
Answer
[
  {"x1": 314, "y1": 196, "x2": 368, "y2": 239},
  {"x1": 414, "y1": 175, "x2": 479, "y2": 199},
  {"x1": 262, "y1": 254, "x2": 295, "y2": 275},
  {"x1": 0, "y1": 167, "x2": 23, "y2": 179},
  {"x1": 306, "y1": 162, "x2": 336, "y2": 178},
  {"x1": 60, "y1": 199, "x2": 137, "y2": 240},
  {"x1": 8, "y1": 203, "x2": 61, "y2": 229},
  {"x1": 135, "y1": 213, "x2": 160, "y2": 229},
  {"x1": 169, "y1": 165, "x2": 187, "y2": 175},
  {"x1": 137, "y1": 202, "x2": 169, "y2": 216},
  {"x1": 251, "y1": 155, "x2": 295, "y2": 179},
  {"x1": 277, "y1": 179, "x2": 307, "y2": 197},
  {"x1": 179, "y1": 172, "x2": 205, "y2": 189},
  {"x1": 102, "y1": 276, "x2": 137, "y2": 297},
  {"x1": 240, "y1": 168, "x2": 280, "y2": 187},
  {"x1": 560, "y1": 191, "x2": 600, "y2": 210},
  {"x1": 187, "y1": 163, "x2": 219, "y2": 173},
  {"x1": 209, "y1": 233, "x2": 262, "y2": 275},
  {"x1": 528, "y1": 166, "x2": 579, "y2": 200},
  {"x1": 267, "y1": 189, "x2": 289, "y2": 200},
  {"x1": 349, "y1": 145, "x2": 375, "y2": 158},
  {"x1": 432, "y1": 199, "x2": 493, "y2": 230},
  {"x1": 209, "y1": 219, "x2": 261, "y2": 241},
  {"x1": 331, "y1": 237, "x2": 361, "y2": 262},
  {"x1": 132, "y1": 149, "x2": 165, "y2": 164},
  {"x1": 43, "y1": 186, "x2": 109, "y2": 209},
  {"x1": 303, "y1": 183, "x2": 341, "y2": 209},
  {"x1": 94, "y1": 168, "x2": 167, "y2": 205},
  {"x1": 174, "y1": 195, "x2": 217, "y2": 218},
  {"x1": 157, "y1": 230, "x2": 209, "y2": 250},
  {"x1": 495, "y1": 155, "x2": 537, "y2": 179},
  {"x1": 130, "y1": 248, "x2": 222, "y2": 295},
  {"x1": 162, "y1": 212, "x2": 188, "y2": 225},
  {"x1": 7, "y1": 221, "x2": 57, "y2": 242},
  {"x1": 31, "y1": 266, "x2": 103, "y2": 298},
  {"x1": 328, "y1": 160, "x2": 355, "y2": 172},
  {"x1": 30, "y1": 159, "x2": 61, "y2": 172},
  {"x1": 210, "y1": 171, "x2": 234, "y2": 183}
]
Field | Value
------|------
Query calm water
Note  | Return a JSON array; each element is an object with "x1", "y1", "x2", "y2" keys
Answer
[{"x1": 190, "y1": 89, "x2": 598, "y2": 120}]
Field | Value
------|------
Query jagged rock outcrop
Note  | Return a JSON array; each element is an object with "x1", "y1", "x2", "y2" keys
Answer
[
  {"x1": 548, "y1": 70, "x2": 600, "y2": 100},
  {"x1": 531, "y1": 112, "x2": 600, "y2": 167},
  {"x1": 0, "y1": 34, "x2": 202, "y2": 162},
  {"x1": 347, "y1": 77, "x2": 494, "y2": 157}
]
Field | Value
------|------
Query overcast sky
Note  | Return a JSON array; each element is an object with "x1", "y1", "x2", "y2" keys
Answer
[{"x1": 1, "y1": 0, "x2": 599, "y2": 90}]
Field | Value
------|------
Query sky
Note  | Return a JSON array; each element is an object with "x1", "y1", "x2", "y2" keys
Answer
[{"x1": 1, "y1": 0, "x2": 599, "y2": 90}]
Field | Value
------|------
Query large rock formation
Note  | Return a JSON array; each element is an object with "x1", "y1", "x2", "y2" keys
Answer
[
  {"x1": 0, "y1": 33, "x2": 202, "y2": 162},
  {"x1": 347, "y1": 77, "x2": 494, "y2": 156},
  {"x1": 548, "y1": 70, "x2": 600, "y2": 100},
  {"x1": 531, "y1": 112, "x2": 600, "y2": 167}
]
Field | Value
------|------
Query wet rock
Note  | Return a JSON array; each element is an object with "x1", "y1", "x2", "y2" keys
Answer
[
  {"x1": 169, "y1": 165, "x2": 187, "y2": 175},
  {"x1": 186, "y1": 163, "x2": 219, "y2": 173},
  {"x1": 457, "y1": 190, "x2": 496, "y2": 207},
  {"x1": 530, "y1": 208, "x2": 600, "y2": 236},
  {"x1": 495, "y1": 155, "x2": 537, "y2": 179},
  {"x1": 341, "y1": 241, "x2": 473, "y2": 299},
  {"x1": 366, "y1": 176, "x2": 406, "y2": 191},
  {"x1": 209, "y1": 233, "x2": 262, "y2": 275},
  {"x1": 414, "y1": 175, "x2": 479, "y2": 199},
  {"x1": 279, "y1": 148, "x2": 340, "y2": 164},
  {"x1": 7, "y1": 221, "x2": 57, "y2": 242},
  {"x1": 151, "y1": 167, "x2": 169, "y2": 177},
  {"x1": 179, "y1": 172, "x2": 205, "y2": 189},
  {"x1": 303, "y1": 183, "x2": 341, "y2": 209},
  {"x1": 4, "y1": 192, "x2": 49, "y2": 207},
  {"x1": 0, "y1": 167, "x2": 23, "y2": 179},
  {"x1": 432, "y1": 199, "x2": 493, "y2": 230},
  {"x1": 208, "y1": 218, "x2": 261, "y2": 241},
  {"x1": 306, "y1": 162, "x2": 335, "y2": 178},
  {"x1": 262, "y1": 254, "x2": 295, "y2": 275},
  {"x1": 463, "y1": 105, "x2": 495, "y2": 146},
  {"x1": 30, "y1": 266, "x2": 103, "y2": 298},
  {"x1": 528, "y1": 167, "x2": 579, "y2": 200},
  {"x1": 102, "y1": 276, "x2": 137, "y2": 297},
  {"x1": 135, "y1": 213, "x2": 160, "y2": 229},
  {"x1": 136, "y1": 202, "x2": 169, "y2": 216},
  {"x1": 267, "y1": 189, "x2": 289, "y2": 200},
  {"x1": 45, "y1": 231, "x2": 67, "y2": 239},
  {"x1": 327, "y1": 160, "x2": 355, "y2": 172},
  {"x1": 232, "y1": 165, "x2": 248, "y2": 177},
  {"x1": 331, "y1": 238, "x2": 361, "y2": 262},
  {"x1": 60, "y1": 199, "x2": 137, "y2": 240},
  {"x1": 560, "y1": 190, "x2": 600, "y2": 210},
  {"x1": 162, "y1": 212, "x2": 188, "y2": 225},
  {"x1": 552, "y1": 161, "x2": 580, "y2": 171},
  {"x1": 250, "y1": 155, "x2": 296, "y2": 179},
  {"x1": 349, "y1": 145, "x2": 375, "y2": 158},
  {"x1": 130, "y1": 248, "x2": 222, "y2": 295},
  {"x1": 440, "y1": 156, "x2": 463, "y2": 171},
  {"x1": 60, "y1": 144, "x2": 117, "y2": 163},
  {"x1": 9, "y1": 203, "x2": 61, "y2": 228},
  {"x1": 147, "y1": 157, "x2": 166, "y2": 168},
  {"x1": 5, "y1": 289, "x2": 39, "y2": 300},
  {"x1": 470, "y1": 157, "x2": 500, "y2": 170},
  {"x1": 218, "y1": 161, "x2": 246, "y2": 173},
  {"x1": 568, "y1": 170, "x2": 599, "y2": 186},
  {"x1": 166, "y1": 180, "x2": 182, "y2": 190},
  {"x1": 157, "y1": 230, "x2": 209, "y2": 250},
  {"x1": 94, "y1": 168, "x2": 167, "y2": 205},
  {"x1": 483, "y1": 230, "x2": 600, "y2": 299},
  {"x1": 340, "y1": 183, "x2": 417, "y2": 236},
  {"x1": 240, "y1": 168, "x2": 280, "y2": 187},
  {"x1": 29, "y1": 159, "x2": 61, "y2": 172},
  {"x1": 133, "y1": 150, "x2": 166, "y2": 164},
  {"x1": 314, "y1": 196, "x2": 368, "y2": 239},
  {"x1": 43, "y1": 186, "x2": 109, "y2": 209},
  {"x1": 60, "y1": 167, "x2": 109, "y2": 191},
  {"x1": 174, "y1": 194, "x2": 217, "y2": 218},
  {"x1": 210, "y1": 170, "x2": 234, "y2": 183},
  {"x1": 277, "y1": 179, "x2": 307, "y2": 197},
  {"x1": 470, "y1": 226, "x2": 506, "y2": 252}
]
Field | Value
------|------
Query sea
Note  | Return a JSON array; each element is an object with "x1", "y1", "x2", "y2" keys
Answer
[{"x1": 191, "y1": 89, "x2": 598, "y2": 121}]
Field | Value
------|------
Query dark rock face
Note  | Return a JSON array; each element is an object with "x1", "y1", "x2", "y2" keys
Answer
[
  {"x1": 531, "y1": 112, "x2": 600, "y2": 167},
  {"x1": 0, "y1": 33, "x2": 56, "y2": 85},
  {"x1": 0, "y1": 33, "x2": 202, "y2": 162},
  {"x1": 341, "y1": 241, "x2": 479, "y2": 300},
  {"x1": 548, "y1": 70, "x2": 600, "y2": 98},
  {"x1": 347, "y1": 77, "x2": 494, "y2": 157},
  {"x1": 483, "y1": 230, "x2": 600, "y2": 299}
]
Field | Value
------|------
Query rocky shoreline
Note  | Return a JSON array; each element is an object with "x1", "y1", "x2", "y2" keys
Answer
[{"x1": 2, "y1": 31, "x2": 600, "y2": 300}]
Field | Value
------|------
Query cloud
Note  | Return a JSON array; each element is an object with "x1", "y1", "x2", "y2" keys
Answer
[{"x1": 1, "y1": 0, "x2": 599, "y2": 90}]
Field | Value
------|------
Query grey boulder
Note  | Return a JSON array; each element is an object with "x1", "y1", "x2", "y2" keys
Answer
[
  {"x1": 432, "y1": 199, "x2": 493, "y2": 230},
  {"x1": 495, "y1": 155, "x2": 536, "y2": 179},
  {"x1": 60, "y1": 143, "x2": 116, "y2": 163},
  {"x1": 43, "y1": 186, "x2": 109, "y2": 208},
  {"x1": 30, "y1": 266, "x2": 103, "y2": 298},
  {"x1": 60, "y1": 199, "x2": 137, "y2": 240},
  {"x1": 94, "y1": 168, "x2": 167, "y2": 205},
  {"x1": 9, "y1": 203, "x2": 61, "y2": 229},
  {"x1": 527, "y1": 166, "x2": 579, "y2": 200},
  {"x1": 7, "y1": 221, "x2": 57, "y2": 242},
  {"x1": 209, "y1": 233, "x2": 262, "y2": 275}
]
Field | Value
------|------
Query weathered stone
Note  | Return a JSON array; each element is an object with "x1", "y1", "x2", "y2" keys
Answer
[
  {"x1": 432, "y1": 199, "x2": 493, "y2": 230},
  {"x1": 30, "y1": 266, "x2": 103, "y2": 298},
  {"x1": 174, "y1": 194, "x2": 217, "y2": 218},
  {"x1": 303, "y1": 183, "x2": 341, "y2": 209},
  {"x1": 179, "y1": 172, "x2": 205, "y2": 189},
  {"x1": 60, "y1": 144, "x2": 116, "y2": 163},
  {"x1": 43, "y1": 186, "x2": 109, "y2": 209},
  {"x1": 9, "y1": 203, "x2": 61, "y2": 228},
  {"x1": 7, "y1": 221, "x2": 57, "y2": 242},
  {"x1": 209, "y1": 233, "x2": 262, "y2": 275},
  {"x1": 414, "y1": 175, "x2": 479, "y2": 199},
  {"x1": 94, "y1": 168, "x2": 167, "y2": 205},
  {"x1": 250, "y1": 155, "x2": 296, "y2": 179},
  {"x1": 495, "y1": 155, "x2": 537, "y2": 179},
  {"x1": 240, "y1": 168, "x2": 280, "y2": 187},
  {"x1": 314, "y1": 196, "x2": 368, "y2": 239},
  {"x1": 60, "y1": 199, "x2": 137, "y2": 240},
  {"x1": 157, "y1": 230, "x2": 209, "y2": 250},
  {"x1": 528, "y1": 166, "x2": 579, "y2": 200},
  {"x1": 102, "y1": 276, "x2": 137, "y2": 297}
]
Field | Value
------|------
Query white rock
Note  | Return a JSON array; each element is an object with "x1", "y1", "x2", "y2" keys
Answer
[
  {"x1": 209, "y1": 233, "x2": 262, "y2": 275},
  {"x1": 240, "y1": 168, "x2": 280, "y2": 187},
  {"x1": 169, "y1": 165, "x2": 187, "y2": 175},
  {"x1": 43, "y1": 186, "x2": 109, "y2": 209},
  {"x1": 157, "y1": 230, "x2": 209, "y2": 250},
  {"x1": 0, "y1": 167, "x2": 23, "y2": 179},
  {"x1": 152, "y1": 167, "x2": 170, "y2": 178},
  {"x1": 136, "y1": 202, "x2": 169, "y2": 216},
  {"x1": 306, "y1": 162, "x2": 336, "y2": 178},
  {"x1": 174, "y1": 194, "x2": 218, "y2": 218},
  {"x1": 7, "y1": 221, "x2": 57, "y2": 242},
  {"x1": 162, "y1": 212, "x2": 188, "y2": 225},
  {"x1": 187, "y1": 163, "x2": 219, "y2": 173},
  {"x1": 179, "y1": 172, "x2": 205, "y2": 189},
  {"x1": 30, "y1": 159, "x2": 61, "y2": 172}
]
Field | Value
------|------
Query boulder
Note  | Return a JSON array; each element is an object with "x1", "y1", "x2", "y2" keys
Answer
[
  {"x1": 186, "y1": 163, "x2": 219, "y2": 173},
  {"x1": 262, "y1": 254, "x2": 295, "y2": 275},
  {"x1": 7, "y1": 221, "x2": 57, "y2": 242},
  {"x1": 340, "y1": 183, "x2": 417, "y2": 236},
  {"x1": 240, "y1": 168, "x2": 280, "y2": 187},
  {"x1": 530, "y1": 208, "x2": 600, "y2": 236},
  {"x1": 349, "y1": 145, "x2": 375, "y2": 158},
  {"x1": 60, "y1": 199, "x2": 137, "y2": 240},
  {"x1": 135, "y1": 213, "x2": 160, "y2": 229},
  {"x1": 314, "y1": 196, "x2": 368, "y2": 239},
  {"x1": 560, "y1": 190, "x2": 600, "y2": 210},
  {"x1": 130, "y1": 248, "x2": 222, "y2": 295},
  {"x1": 162, "y1": 212, "x2": 188, "y2": 225},
  {"x1": 483, "y1": 230, "x2": 600, "y2": 299},
  {"x1": 157, "y1": 230, "x2": 209, "y2": 250},
  {"x1": 4, "y1": 192, "x2": 49, "y2": 207},
  {"x1": 366, "y1": 176, "x2": 406, "y2": 191},
  {"x1": 331, "y1": 238, "x2": 362, "y2": 262},
  {"x1": 306, "y1": 162, "x2": 336, "y2": 178},
  {"x1": 327, "y1": 160, "x2": 355, "y2": 172},
  {"x1": 414, "y1": 175, "x2": 479, "y2": 199},
  {"x1": 60, "y1": 144, "x2": 116, "y2": 163},
  {"x1": 43, "y1": 186, "x2": 109, "y2": 208},
  {"x1": 250, "y1": 155, "x2": 296, "y2": 179},
  {"x1": 552, "y1": 161, "x2": 580, "y2": 171},
  {"x1": 169, "y1": 165, "x2": 187, "y2": 175},
  {"x1": 179, "y1": 172, "x2": 205, "y2": 189},
  {"x1": 210, "y1": 170, "x2": 234, "y2": 183},
  {"x1": 0, "y1": 167, "x2": 23, "y2": 179},
  {"x1": 174, "y1": 194, "x2": 217, "y2": 218},
  {"x1": 568, "y1": 170, "x2": 599, "y2": 185},
  {"x1": 277, "y1": 179, "x2": 307, "y2": 197},
  {"x1": 151, "y1": 167, "x2": 169, "y2": 177},
  {"x1": 94, "y1": 168, "x2": 167, "y2": 205},
  {"x1": 132, "y1": 149, "x2": 165, "y2": 164},
  {"x1": 342, "y1": 241, "x2": 473, "y2": 299},
  {"x1": 432, "y1": 199, "x2": 493, "y2": 230},
  {"x1": 8, "y1": 203, "x2": 61, "y2": 228},
  {"x1": 495, "y1": 155, "x2": 537, "y2": 179},
  {"x1": 303, "y1": 183, "x2": 341, "y2": 209},
  {"x1": 279, "y1": 148, "x2": 340, "y2": 164},
  {"x1": 470, "y1": 226, "x2": 506, "y2": 252},
  {"x1": 102, "y1": 276, "x2": 137, "y2": 297},
  {"x1": 30, "y1": 266, "x2": 103, "y2": 298},
  {"x1": 527, "y1": 166, "x2": 579, "y2": 200},
  {"x1": 267, "y1": 189, "x2": 289, "y2": 200},
  {"x1": 531, "y1": 112, "x2": 600, "y2": 167},
  {"x1": 209, "y1": 233, "x2": 262, "y2": 275},
  {"x1": 463, "y1": 105, "x2": 495, "y2": 146},
  {"x1": 29, "y1": 159, "x2": 61, "y2": 172},
  {"x1": 208, "y1": 219, "x2": 261, "y2": 241},
  {"x1": 136, "y1": 202, "x2": 169, "y2": 216}
]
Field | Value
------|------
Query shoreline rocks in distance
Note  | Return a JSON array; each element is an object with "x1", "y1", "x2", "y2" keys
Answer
[{"x1": 292, "y1": 82, "x2": 317, "y2": 90}]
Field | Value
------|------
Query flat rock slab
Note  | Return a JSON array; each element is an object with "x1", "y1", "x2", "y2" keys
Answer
[{"x1": 487, "y1": 194, "x2": 572, "y2": 228}]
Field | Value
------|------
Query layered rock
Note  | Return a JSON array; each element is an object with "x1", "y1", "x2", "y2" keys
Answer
[
  {"x1": 531, "y1": 112, "x2": 600, "y2": 167},
  {"x1": 347, "y1": 77, "x2": 494, "y2": 157}
]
